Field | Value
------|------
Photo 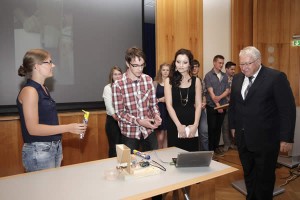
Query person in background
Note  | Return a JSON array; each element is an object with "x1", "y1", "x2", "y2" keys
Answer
[
  {"x1": 204, "y1": 55, "x2": 230, "y2": 156},
  {"x1": 112, "y1": 47, "x2": 161, "y2": 152},
  {"x1": 17, "y1": 49, "x2": 87, "y2": 172},
  {"x1": 191, "y1": 59, "x2": 208, "y2": 151},
  {"x1": 229, "y1": 46, "x2": 296, "y2": 200},
  {"x1": 153, "y1": 63, "x2": 170, "y2": 149},
  {"x1": 102, "y1": 66, "x2": 122, "y2": 157},
  {"x1": 165, "y1": 49, "x2": 201, "y2": 152},
  {"x1": 221, "y1": 61, "x2": 237, "y2": 152}
]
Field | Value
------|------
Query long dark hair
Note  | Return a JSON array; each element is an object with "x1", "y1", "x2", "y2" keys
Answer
[{"x1": 169, "y1": 48, "x2": 194, "y2": 87}]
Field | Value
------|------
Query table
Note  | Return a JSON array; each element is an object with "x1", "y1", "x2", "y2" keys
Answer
[{"x1": 0, "y1": 147, "x2": 237, "y2": 200}]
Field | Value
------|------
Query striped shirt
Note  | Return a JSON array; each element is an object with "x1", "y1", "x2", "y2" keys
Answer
[{"x1": 112, "y1": 71, "x2": 160, "y2": 139}]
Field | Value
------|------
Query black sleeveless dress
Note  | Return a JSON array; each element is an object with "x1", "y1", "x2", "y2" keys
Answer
[
  {"x1": 156, "y1": 83, "x2": 168, "y2": 130},
  {"x1": 167, "y1": 76, "x2": 199, "y2": 151}
]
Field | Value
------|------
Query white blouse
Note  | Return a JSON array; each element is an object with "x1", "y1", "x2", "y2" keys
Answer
[{"x1": 102, "y1": 84, "x2": 115, "y2": 116}]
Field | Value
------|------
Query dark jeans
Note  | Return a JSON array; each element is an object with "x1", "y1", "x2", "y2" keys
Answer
[
  {"x1": 121, "y1": 132, "x2": 158, "y2": 153},
  {"x1": 105, "y1": 115, "x2": 122, "y2": 157},
  {"x1": 206, "y1": 106, "x2": 226, "y2": 151}
]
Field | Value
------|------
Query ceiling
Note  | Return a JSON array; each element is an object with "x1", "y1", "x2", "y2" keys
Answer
[{"x1": 144, "y1": 0, "x2": 155, "y2": 24}]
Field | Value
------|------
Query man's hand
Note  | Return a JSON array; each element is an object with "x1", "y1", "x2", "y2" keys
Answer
[
  {"x1": 138, "y1": 118, "x2": 157, "y2": 129},
  {"x1": 280, "y1": 141, "x2": 293, "y2": 153},
  {"x1": 153, "y1": 114, "x2": 162, "y2": 128},
  {"x1": 112, "y1": 114, "x2": 118, "y2": 121},
  {"x1": 213, "y1": 96, "x2": 221, "y2": 103},
  {"x1": 217, "y1": 109, "x2": 224, "y2": 113}
]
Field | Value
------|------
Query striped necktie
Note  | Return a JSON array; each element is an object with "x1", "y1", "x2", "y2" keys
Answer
[{"x1": 244, "y1": 76, "x2": 253, "y2": 98}]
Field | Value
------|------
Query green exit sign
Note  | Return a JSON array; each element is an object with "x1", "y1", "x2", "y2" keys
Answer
[{"x1": 293, "y1": 40, "x2": 300, "y2": 46}]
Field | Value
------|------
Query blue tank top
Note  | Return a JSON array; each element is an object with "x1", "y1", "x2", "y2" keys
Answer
[{"x1": 17, "y1": 79, "x2": 61, "y2": 143}]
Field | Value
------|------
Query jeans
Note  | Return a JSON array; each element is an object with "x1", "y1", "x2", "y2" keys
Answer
[
  {"x1": 198, "y1": 108, "x2": 209, "y2": 151},
  {"x1": 22, "y1": 141, "x2": 62, "y2": 172},
  {"x1": 121, "y1": 132, "x2": 158, "y2": 153}
]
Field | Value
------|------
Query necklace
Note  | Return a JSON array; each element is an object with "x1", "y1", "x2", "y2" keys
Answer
[{"x1": 179, "y1": 88, "x2": 189, "y2": 106}]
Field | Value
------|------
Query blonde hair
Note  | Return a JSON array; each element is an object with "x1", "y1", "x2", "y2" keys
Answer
[
  {"x1": 109, "y1": 66, "x2": 122, "y2": 86},
  {"x1": 155, "y1": 63, "x2": 170, "y2": 83}
]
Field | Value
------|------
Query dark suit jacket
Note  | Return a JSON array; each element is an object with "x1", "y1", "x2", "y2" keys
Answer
[{"x1": 228, "y1": 65, "x2": 296, "y2": 151}]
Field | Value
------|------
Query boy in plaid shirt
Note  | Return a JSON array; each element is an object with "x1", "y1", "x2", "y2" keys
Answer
[{"x1": 112, "y1": 47, "x2": 162, "y2": 152}]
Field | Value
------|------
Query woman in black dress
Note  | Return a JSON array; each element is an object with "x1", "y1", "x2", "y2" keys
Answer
[
  {"x1": 164, "y1": 49, "x2": 202, "y2": 152},
  {"x1": 153, "y1": 63, "x2": 170, "y2": 149}
]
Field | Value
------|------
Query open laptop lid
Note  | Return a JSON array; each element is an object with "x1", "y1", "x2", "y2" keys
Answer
[{"x1": 173, "y1": 151, "x2": 214, "y2": 167}]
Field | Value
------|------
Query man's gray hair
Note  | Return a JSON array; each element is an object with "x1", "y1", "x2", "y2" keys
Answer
[{"x1": 239, "y1": 46, "x2": 261, "y2": 60}]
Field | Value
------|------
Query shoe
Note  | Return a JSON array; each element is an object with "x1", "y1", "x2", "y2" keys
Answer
[
  {"x1": 214, "y1": 148, "x2": 224, "y2": 157},
  {"x1": 218, "y1": 147, "x2": 225, "y2": 153},
  {"x1": 230, "y1": 144, "x2": 237, "y2": 150},
  {"x1": 222, "y1": 146, "x2": 229, "y2": 152}
]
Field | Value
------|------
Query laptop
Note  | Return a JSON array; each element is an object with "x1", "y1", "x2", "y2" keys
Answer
[{"x1": 172, "y1": 151, "x2": 214, "y2": 167}]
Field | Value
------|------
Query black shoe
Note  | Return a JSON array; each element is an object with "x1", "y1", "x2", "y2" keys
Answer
[{"x1": 214, "y1": 148, "x2": 224, "y2": 157}]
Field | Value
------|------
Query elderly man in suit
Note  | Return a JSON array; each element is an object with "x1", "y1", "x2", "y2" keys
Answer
[{"x1": 228, "y1": 46, "x2": 296, "y2": 200}]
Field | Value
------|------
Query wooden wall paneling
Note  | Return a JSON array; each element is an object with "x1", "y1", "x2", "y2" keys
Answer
[
  {"x1": 255, "y1": 0, "x2": 290, "y2": 44},
  {"x1": 156, "y1": 0, "x2": 203, "y2": 77},
  {"x1": 255, "y1": 43, "x2": 290, "y2": 72},
  {"x1": 289, "y1": 46, "x2": 299, "y2": 105},
  {"x1": 60, "y1": 114, "x2": 84, "y2": 165},
  {"x1": 0, "y1": 118, "x2": 24, "y2": 177},
  {"x1": 81, "y1": 113, "x2": 100, "y2": 162},
  {"x1": 173, "y1": 1, "x2": 189, "y2": 50},
  {"x1": 231, "y1": 0, "x2": 253, "y2": 68},
  {"x1": 156, "y1": 0, "x2": 175, "y2": 66},
  {"x1": 254, "y1": 0, "x2": 299, "y2": 106},
  {"x1": 189, "y1": 0, "x2": 203, "y2": 78},
  {"x1": 0, "y1": 111, "x2": 109, "y2": 178},
  {"x1": 97, "y1": 113, "x2": 109, "y2": 159},
  {"x1": 290, "y1": 0, "x2": 300, "y2": 105},
  {"x1": 60, "y1": 111, "x2": 108, "y2": 166}
]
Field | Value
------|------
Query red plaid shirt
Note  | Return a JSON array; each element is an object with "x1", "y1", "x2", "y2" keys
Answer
[{"x1": 112, "y1": 71, "x2": 160, "y2": 139}]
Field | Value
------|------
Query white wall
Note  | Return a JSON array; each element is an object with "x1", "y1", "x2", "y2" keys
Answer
[
  {"x1": 203, "y1": 0, "x2": 231, "y2": 145},
  {"x1": 203, "y1": 0, "x2": 231, "y2": 75}
]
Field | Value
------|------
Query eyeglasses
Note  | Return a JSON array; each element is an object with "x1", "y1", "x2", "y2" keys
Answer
[
  {"x1": 42, "y1": 60, "x2": 53, "y2": 65},
  {"x1": 129, "y1": 63, "x2": 146, "y2": 68},
  {"x1": 239, "y1": 58, "x2": 258, "y2": 67}
]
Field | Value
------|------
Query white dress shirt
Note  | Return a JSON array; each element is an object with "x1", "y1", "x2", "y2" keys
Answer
[
  {"x1": 102, "y1": 84, "x2": 115, "y2": 116},
  {"x1": 241, "y1": 65, "x2": 261, "y2": 99}
]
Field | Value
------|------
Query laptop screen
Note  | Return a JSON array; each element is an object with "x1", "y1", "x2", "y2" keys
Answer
[{"x1": 173, "y1": 151, "x2": 214, "y2": 167}]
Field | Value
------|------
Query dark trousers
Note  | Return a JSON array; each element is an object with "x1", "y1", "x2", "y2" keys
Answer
[
  {"x1": 105, "y1": 115, "x2": 122, "y2": 157},
  {"x1": 206, "y1": 106, "x2": 226, "y2": 151},
  {"x1": 121, "y1": 132, "x2": 158, "y2": 153},
  {"x1": 237, "y1": 131, "x2": 279, "y2": 200}
]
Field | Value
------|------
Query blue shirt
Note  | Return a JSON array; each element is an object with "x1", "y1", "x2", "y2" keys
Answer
[{"x1": 17, "y1": 79, "x2": 61, "y2": 143}]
